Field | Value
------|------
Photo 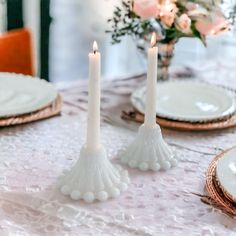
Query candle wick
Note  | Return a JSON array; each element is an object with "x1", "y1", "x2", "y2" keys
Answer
[{"x1": 93, "y1": 50, "x2": 97, "y2": 54}]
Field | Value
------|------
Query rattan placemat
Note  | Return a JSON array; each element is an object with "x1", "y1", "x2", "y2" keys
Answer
[
  {"x1": 0, "y1": 95, "x2": 62, "y2": 127},
  {"x1": 205, "y1": 148, "x2": 236, "y2": 216},
  {"x1": 121, "y1": 111, "x2": 236, "y2": 131},
  {"x1": 158, "y1": 114, "x2": 236, "y2": 131}
]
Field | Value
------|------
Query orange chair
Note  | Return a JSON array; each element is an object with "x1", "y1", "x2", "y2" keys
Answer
[{"x1": 0, "y1": 28, "x2": 35, "y2": 76}]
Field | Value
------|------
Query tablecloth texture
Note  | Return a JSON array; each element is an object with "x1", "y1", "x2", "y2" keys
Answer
[{"x1": 0, "y1": 61, "x2": 236, "y2": 236}]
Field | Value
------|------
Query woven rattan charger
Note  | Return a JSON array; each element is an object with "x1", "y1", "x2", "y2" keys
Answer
[
  {"x1": 121, "y1": 110, "x2": 236, "y2": 131},
  {"x1": 0, "y1": 95, "x2": 62, "y2": 127},
  {"x1": 205, "y1": 148, "x2": 236, "y2": 217}
]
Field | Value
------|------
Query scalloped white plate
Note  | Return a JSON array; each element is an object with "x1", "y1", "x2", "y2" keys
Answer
[
  {"x1": 131, "y1": 81, "x2": 236, "y2": 122},
  {"x1": 216, "y1": 148, "x2": 236, "y2": 201},
  {"x1": 0, "y1": 73, "x2": 57, "y2": 117}
]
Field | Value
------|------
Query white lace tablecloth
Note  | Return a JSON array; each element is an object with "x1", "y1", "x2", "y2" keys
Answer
[{"x1": 1, "y1": 61, "x2": 236, "y2": 236}]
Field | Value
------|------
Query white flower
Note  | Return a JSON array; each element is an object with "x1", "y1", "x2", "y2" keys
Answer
[
  {"x1": 187, "y1": 5, "x2": 209, "y2": 18},
  {"x1": 176, "y1": 14, "x2": 192, "y2": 34},
  {"x1": 159, "y1": 2, "x2": 178, "y2": 27}
]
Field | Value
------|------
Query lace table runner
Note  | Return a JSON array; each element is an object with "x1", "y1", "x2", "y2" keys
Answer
[{"x1": 0, "y1": 61, "x2": 236, "y2": 235}]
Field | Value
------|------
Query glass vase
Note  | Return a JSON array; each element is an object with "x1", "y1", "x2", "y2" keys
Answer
[
  {"x1": 136, "y1": 38, "x2": 176, "y2": 81},
  {"x1": 157, "y1": 41, "x2": 175, "y2": 81}
]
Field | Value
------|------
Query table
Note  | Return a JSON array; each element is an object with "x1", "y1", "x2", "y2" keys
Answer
[{"x1": 0, "y1": 60, "x2": 236, "y2": 236}]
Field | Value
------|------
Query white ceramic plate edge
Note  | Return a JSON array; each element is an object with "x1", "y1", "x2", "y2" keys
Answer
[
  {"x1": 131, "y1": 81, "x2": 236, "y2": 123},
  {"x1": 0, "y1": 72, "x2": 58, "y2": 117}
]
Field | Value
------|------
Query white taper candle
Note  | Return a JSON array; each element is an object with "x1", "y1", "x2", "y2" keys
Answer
[
  {"x1": 144, "y1": 33, "x2": 158, "y2": 128},
  {"x1": 86, "y1": 41, "x2": 101, "y2": 150}
]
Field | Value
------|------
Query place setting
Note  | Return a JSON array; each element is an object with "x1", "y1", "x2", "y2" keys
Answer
[
  {"x1": 200, "y1": 147, "x2": 236, "y2": 218},
  {"x1": 0, "y1": 73, "x2": 62, "y2": 127},
  {"x1": 122, "y1": 79, "x2": 236, "y2": 131}
]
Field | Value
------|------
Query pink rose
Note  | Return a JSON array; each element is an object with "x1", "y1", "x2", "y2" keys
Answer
[
  {"x1": 176, "y1": 14, "x2": 191, "y2": 34},
  {"x1": 133, "y1": 0, "x2": 159, "y2": 19},
  {"x1": 195, "y1": 13, "x2": 230, "y2": 36}
]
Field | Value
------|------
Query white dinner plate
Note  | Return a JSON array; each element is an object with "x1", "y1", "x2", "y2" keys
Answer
[
  {"x1": 0, "y1": 73, "x2": 57, "y2": 117},
  {"x1": 216, "y1": 148, "x2": 236, "y2": 201},
  {"x1": 131, "y1": 81, "x2": 236, "y2": 122}
]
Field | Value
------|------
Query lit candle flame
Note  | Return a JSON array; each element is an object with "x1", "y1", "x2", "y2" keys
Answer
[
  {"x1": 150, "y1": 33, "x2": 157, "y2": 48},
  {"x1": 93, "y1": 41, "x2": 98, "y2": 54}
]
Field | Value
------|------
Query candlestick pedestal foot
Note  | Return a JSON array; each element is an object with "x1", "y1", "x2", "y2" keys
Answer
[
  {"x1": 120, "y1": 124, "x2": 177, "y2": 171},
  {"x1": 60, "y1": 145, "x2": 130, "y2": 203}
]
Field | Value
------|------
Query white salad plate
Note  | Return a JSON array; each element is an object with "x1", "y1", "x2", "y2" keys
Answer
[
  {"x1": 0, "y1": 73, "x2": 57, "y2": 117},
  {"x1": 131, "y1": 81, "x2": 236, "y2": 122},
  {"x1": 216, "y1": 148, "x2": 236, "y2": 201}
]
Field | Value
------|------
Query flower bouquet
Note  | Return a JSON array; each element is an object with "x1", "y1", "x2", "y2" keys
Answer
[{"x1": 107, "y1": 0, "x2": 234, "y2": 80}]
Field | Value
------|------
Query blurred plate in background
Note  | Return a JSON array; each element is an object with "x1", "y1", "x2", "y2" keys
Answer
[{"x1": 0, "y1": 73, "x2": 57, "y2": 117}]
